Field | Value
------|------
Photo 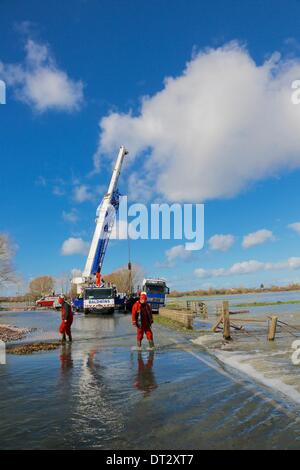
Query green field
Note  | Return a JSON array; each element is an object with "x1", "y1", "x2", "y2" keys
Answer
[{"x1": 235, "y1": 300, "x2": 300, "y2": 308}]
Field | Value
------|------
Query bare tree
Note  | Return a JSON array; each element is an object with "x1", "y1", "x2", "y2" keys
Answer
[
  {"x1": 55, "y1": 271, "x2": 72, "y2": 295},
  {"x1": 104, "y1": 264, "x2": 144, "y2": 294},
  {"x1": 29, "y1": 276, "x2": 55, "y2": 300},
  {"x1": 0, "y1": 234, "x2": 16, "y2": 288},
  {"x1": 69, "y1": 282, "x2": 78, "y2": 298},
  {"x1": 55, "y1": 271, "x2": 78, "y2": 298}
]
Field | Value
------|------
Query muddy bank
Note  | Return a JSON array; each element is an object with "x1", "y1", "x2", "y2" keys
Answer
[
  {"x1": 7, "y1": 342, "x2": 61, "y2": 355},
  {"x1": 0, "y1": 324, "x2": 33, "y2": 342}
]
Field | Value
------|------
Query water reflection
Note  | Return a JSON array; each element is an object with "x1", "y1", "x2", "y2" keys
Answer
[
  {"x1": 134, "y1": 351, "x2": 158, "y2": 397},
  {"x1": 60, "y1": 344, "x2": 74, "y2": 371},
  {"x1": 86, "y1": 349, "x2": 98, "y2": 369},
  {"x1": 72, "y1": 346, "x2": 125, "y2": 446},
  {"x1": 75, "y1": 315, "x2": 116, "y2": 337}
]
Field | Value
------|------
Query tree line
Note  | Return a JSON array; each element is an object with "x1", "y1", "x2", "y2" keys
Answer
[
  {"x1": 169, "y1": 284, "x2": 300, "y2": 297},
  {"x1": 0, "y1": 233, "x2": 143, "y2": 301}
]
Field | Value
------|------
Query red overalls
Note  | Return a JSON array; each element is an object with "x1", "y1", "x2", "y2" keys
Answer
[
  {"x1": 132, "y1": 301, "x2": 153, "y2": 342},
  {"x1": 59, "y1": 301, "x2": 73, "y2": 336}
]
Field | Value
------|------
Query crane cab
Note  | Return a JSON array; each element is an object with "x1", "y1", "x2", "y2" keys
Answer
[{"x1": 83, "y1": 286, "x2": 116, "y2": 314}]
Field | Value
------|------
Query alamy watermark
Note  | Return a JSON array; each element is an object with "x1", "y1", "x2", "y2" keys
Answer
[
  {"x1": 102, "y1": 196, "x2": 204, "y2": 251},
  {"x1": 0, "y1": 79, "x2": 6, "y2": 105},
  {"x1": 291, "y1": 80, "x2": 300, "y2": 104},
  {"x1": 0, "y1": 340, "x2": 6, "y2": 365}
]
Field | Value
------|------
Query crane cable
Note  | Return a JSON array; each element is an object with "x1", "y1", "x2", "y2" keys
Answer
[{"x1": 123, "y1": 155, "x2": 133, "y2": 295}]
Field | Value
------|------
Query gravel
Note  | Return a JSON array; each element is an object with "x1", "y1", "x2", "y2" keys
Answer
[{"x1": 0, "y1": 324, "x2": 32, "y2": 342}]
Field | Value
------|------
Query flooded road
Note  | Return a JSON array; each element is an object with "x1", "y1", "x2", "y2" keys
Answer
[{"x1": 0, "y1": 309, "x2": 300, "y2": 449}]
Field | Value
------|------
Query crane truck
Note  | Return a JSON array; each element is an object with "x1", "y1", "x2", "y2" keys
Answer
[{"x1": 72, "y1": 145, "x2": 128, "y2": 314}]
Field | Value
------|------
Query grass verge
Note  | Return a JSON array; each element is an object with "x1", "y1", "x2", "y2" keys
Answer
[{"x1": 154, "y1": 314, "x2": 195, "y2": 333}]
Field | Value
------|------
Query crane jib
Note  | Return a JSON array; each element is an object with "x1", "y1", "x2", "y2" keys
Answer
[
  {"x1": 80, "y1": 146, "x2": 127, "y2": 282},
  {"x1": 91, "y1": 237, "x2": 106, "y2": 274},
  {"x1": 90, "y1": 189, "x2": 120, "y2": 275}
]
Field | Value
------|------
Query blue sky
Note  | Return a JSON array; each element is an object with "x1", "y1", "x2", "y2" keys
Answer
[{"x1": 2, "y1": 0, "x2": 300, "y2": 293}]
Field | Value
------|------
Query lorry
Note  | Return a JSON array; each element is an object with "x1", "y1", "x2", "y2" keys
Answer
[{"x1": 142, "y1": 278, "x2": 169, "y2": 313}]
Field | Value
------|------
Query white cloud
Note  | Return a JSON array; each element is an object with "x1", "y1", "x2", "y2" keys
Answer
[
  {"x1": 94, "y1": 42, "x2": 300, "y2": 202},
  {"x1": 194, "y1": 268, "x2": 207, "y2": 278},
  {"x1": 0, "y1": 38, "x2": 83, "y2": 112},
  {"x1": 228, "y1": 260, "x2": 266, "y2": 275},
  {"x1": 286, "y1": 257, "x2": 300, "y2": 269},
  {"x1": 208, "y1": 234, "x2": 235, "y2": 251},
  {"x1": 167, "y1": 244, "x2": 194, "y2": 263},
  {"x1": 61, "y1": 237, "x2": 89, "y2": 256},
  {"x1": 157, "y1": 244, "x2": 195, "y2": 267},
  {"x1": 288, "y1": 222, "x2": 300, "y2": 234},
  {"x1": 62, "y1": 209, "x2": 78, "y2": 223},
  {"x1": 242, "y1": 229, "x2": 274, "y2": 248},
  {"x1": 35, "y1": 176, "x2": 46, "y2": 187},
  {"x1": 194, "y1": 257, "x2": 300, "y2": 279},
  {"x1": 53, "y1": 186, "x2": 65, "y2": 197},
  {"x1": 73, "y1": 185, "x2": 93, "y2": 203}
]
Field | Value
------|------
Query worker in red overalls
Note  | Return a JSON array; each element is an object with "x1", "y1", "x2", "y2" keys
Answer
[
  {"x1": 132, "y1": 292, "x2": 154, "y2": 349},
  {"x1": 59, "y1": 297, "x2": 74, "y2": 343}
]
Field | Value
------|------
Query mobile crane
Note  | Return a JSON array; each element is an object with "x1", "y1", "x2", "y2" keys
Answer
[{"x1": 72, "y1": 145, "x2": 128, "y2": 314}]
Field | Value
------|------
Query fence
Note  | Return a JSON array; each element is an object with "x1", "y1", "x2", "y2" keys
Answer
[
  {"x1": 159, "y1": 308, "x2": 194, "y2": 329},
  {"x1": 212, "y1": 301, "x2": 296, "y2": 342},
  {"x1": 186, "y1": 301, "x2": 208, "y2": 316},
  {"x1": 167, "y1": 299, "x2": 300, "y2": 342}
]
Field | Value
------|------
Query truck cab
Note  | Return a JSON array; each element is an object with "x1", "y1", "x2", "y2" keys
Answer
[
  {"x1": 142, "y1": 278, "x2": 169, "y2": 313},
  {"x1": 83, "y1": 287, "x2": 116, "y2": 314}
]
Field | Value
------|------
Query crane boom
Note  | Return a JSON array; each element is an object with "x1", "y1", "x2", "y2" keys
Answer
[{"x1": 82, "y1": 145, "x2": 128, "y2": 281}]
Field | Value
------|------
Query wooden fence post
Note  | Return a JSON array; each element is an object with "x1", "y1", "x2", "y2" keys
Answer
[
  {"x1": 215, "y1": 304, "x2": 223, "y2": 316},
  {"x1": 187, "y1": 314, "x2": 193, "y2": 329},
  {"x1": 223, "y1": 301, "x2": 231, "y2": 340},
  {"x1": 212, "y1": 303, "x2": 225, "y2": 332},
  {"x1": 268, "y1": 316, "x2": 278, "y2": 341},
  {"x1": 202, "y1": 303, "x2": 208, "y2": 319}
]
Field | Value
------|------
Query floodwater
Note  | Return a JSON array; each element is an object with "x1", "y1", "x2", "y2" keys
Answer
[
  {"x1": 0, "y1": 300, "x2": 300, "y2": 450},
  {"x1": 185, "y1": 290, "x2": 300, "y2": 409},
  {"x1": 170, "y1": 288, "x2": 300, "y2": 308}
]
